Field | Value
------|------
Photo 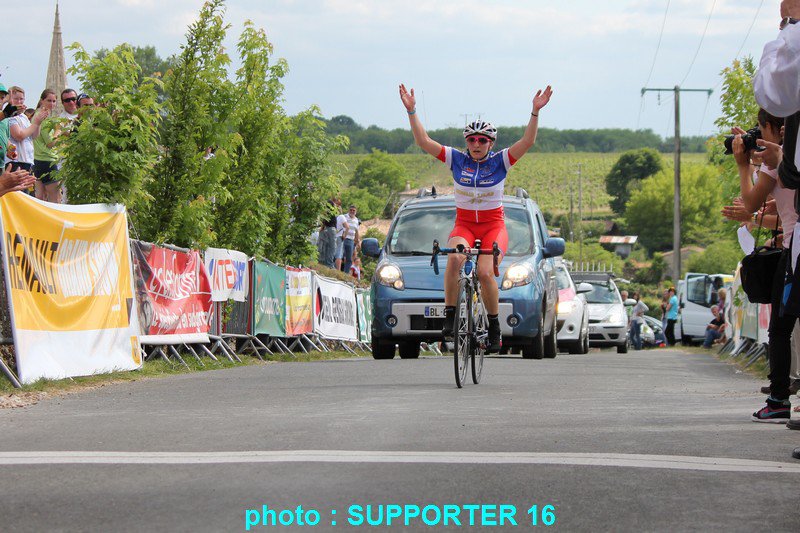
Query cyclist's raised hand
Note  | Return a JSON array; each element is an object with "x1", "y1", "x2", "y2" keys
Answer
[
  {"x1": 533, "y1": 85, "x2": 553, "y2": 113},
  {"x1": 399, "y1": 84, "x2": 416, "y2": 113}
]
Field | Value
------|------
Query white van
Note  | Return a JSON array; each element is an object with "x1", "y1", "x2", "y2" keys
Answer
[{"x1": 677, "y1": 272, "x2": 733, "y2": 342}]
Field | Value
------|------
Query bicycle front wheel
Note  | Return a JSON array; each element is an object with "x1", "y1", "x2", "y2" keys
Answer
[
  {"x1": 471, "y1": 286, "x2": 487, "y2": 384},
  {"x1": 453, "y1": 278, "x2": 471, "y2": 388}
]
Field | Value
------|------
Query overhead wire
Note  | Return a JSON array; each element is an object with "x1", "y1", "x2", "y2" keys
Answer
[
  {"x1": 637, "y1": 0, "x2": 672, "y2": 129},
  {"x1": 679, "y1": 0, "x2": 718, "y2": 87}
]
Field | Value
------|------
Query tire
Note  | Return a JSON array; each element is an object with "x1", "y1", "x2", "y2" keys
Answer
[
  {"x1": 471, "y1": 294, "x2": 487, "y2": 384},
  {"x1": 371, "y1": 340, "x2": 395, "y2": 359},
  {"x1": 398, "y1": 341, "x2": 420, "y2": 359},
  {"x1": 522, "y1": 312, "x2": 545, "y2": 359},
  {"x1": 543, "y1": 315, "x2": 558, "y2": 359},
  {"x1": 453, "y1": 278, "x2": 471, "y2": 388},
  {"x1": 617, "y1": 342, "x2": 628, "y2": 354},
  {"x1": 581, "y1": 332, "x2": 590, "y2": 354}
]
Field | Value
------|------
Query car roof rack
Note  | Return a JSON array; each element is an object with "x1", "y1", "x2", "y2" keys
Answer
[
  {"x1": 416, "y1": 185, "x2": 438, "y2": 198},
  {"x1": 515, "y1": 187, "x2": 529, "y2": 199},
  {"x1": 569, "y1": 271, "x2": 614, "y2": 283}
]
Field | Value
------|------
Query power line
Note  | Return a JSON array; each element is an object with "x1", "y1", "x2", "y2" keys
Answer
[
  {"x1": 734, "y1": 0, "x2": 766, "y2": 60},
  {"x1": 680, "y1": 0, "x2": 718, "y2": 86},
  {"x1": 637, "y1": 0, "x2": 671, "y2": 129}
]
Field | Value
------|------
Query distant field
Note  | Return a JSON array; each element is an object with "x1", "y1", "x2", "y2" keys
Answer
[{"x1": 333, "y1": 152, "x2": 707, "y2": 216}]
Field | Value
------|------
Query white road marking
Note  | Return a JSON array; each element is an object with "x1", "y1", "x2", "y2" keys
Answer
[{"x1": 1, "y1": 450, "x2": 799, "y2": 473}]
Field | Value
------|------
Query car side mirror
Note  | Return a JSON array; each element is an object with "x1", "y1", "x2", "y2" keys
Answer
[
  {"x1": 543, "y1": 237, "x2": 565, "y2": 258},
  {"x1": 576, "y1": 282, "x2": 593, "y2": 294},
  {"x1": 624, "y1": 298, "x2": 636, "y2": 306},
  {"x1": 361, "y1": 238, "x2": 381, "y2": 258}
]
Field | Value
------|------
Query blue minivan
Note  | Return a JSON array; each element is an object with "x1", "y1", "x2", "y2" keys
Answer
[{"x1": 361, "y1": 188, "x2": 565, "y2": 360}]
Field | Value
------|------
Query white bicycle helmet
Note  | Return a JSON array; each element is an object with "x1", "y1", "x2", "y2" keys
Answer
[{"x1": 463, "y1": 120, "x2": 497, "y2": 141}]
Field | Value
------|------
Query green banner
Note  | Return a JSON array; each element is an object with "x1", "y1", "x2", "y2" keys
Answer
[
  {"x1": 356, "y1": 289, "x2": 372, "y2": 343},
  {"x1": 253, "y1": 261, "x2": 286, "y2": 337}
]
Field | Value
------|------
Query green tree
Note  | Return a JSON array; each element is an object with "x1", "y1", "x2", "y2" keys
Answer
[
  {"x1": 340, "y1": 187, "x2": 385, "y2": 221},
  {"x1": 685, "y1": 240, "x2": 741, "y2": 275},
  {"x1": 139, "y1": 0, "x2": 238, "y2": 247},
  {"x1": 351, "y1": 149, "x2": 408, "y2": 197},
  {"x1": 60, "y1": 43, "x2": 162, "y2": 207},
  {"x1": 625, "y1": 164, "x2": 725, "y2": 253},
  {"x1": 95, "y1": 45, "x2": 175, "y2": 80},
  {"x1": 605, "y1": 148, "x2": 663, "y2": 216}
]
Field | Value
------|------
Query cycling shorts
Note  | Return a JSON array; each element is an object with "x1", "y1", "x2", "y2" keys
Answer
[{"x1": 449, "y1": 208, "x2": 508, "y2": 255}]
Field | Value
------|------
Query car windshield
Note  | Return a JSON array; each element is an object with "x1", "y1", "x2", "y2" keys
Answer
[
  {"x1": 387, "y1": 206, "x2": 536, "y2": 256},
  {"x1": 554, "y1": 267, "x2": 573, "y2": 290},
  {"x1": 584, "y1": 282, "x2": 621, "y2": 304}
]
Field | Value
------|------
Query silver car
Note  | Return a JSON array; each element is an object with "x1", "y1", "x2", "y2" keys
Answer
[
  {"x1": 571, "y1": 272, "x2": 630, "y2": 354},
  {"x1": 554, "y1": 262, "x2": 591, "y2": 354}
]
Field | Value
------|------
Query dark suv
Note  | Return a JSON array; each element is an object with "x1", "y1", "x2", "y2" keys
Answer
[{"x1": 362, "y1": 188, "x2": 565, "y2": 360}]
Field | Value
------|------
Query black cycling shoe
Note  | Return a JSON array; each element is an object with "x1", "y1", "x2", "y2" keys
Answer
[
  {"x1": 441, "y1": 307, "x2": 456, "y2": 339},
  {"x1": 487, "y1": 322, "x2": 501, "y2": 353}
]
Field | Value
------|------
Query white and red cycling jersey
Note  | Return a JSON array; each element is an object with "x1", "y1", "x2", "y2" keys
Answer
[{"x1": 437, "y1": 146, "x2": 517, "y2": 223}]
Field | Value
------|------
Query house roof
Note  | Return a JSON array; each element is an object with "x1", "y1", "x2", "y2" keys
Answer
[{"x1": 599, "y1": 236, "x2": 638, "y2": 245}]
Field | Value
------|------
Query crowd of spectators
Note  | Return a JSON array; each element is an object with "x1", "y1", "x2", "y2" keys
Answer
[{"x1": 0, "y1": 82, "x2": 94, "y2": 203}]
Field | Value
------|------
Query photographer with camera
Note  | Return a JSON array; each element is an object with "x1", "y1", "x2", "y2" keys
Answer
[{"x1": 730, "y1": 109, "x2": 799, "y2": 422}]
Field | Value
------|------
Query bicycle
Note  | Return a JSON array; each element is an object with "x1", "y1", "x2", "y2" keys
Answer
[{"x1": 431, "y1": 239, "x2": 500, "y2": 388}]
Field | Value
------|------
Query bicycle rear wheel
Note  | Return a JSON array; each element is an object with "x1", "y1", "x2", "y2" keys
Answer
[
  {"x1": 471, "y1": 285, "x2": 487, "y2": 384},
  {"x1": 453, "y1": 278, "x2": 471, "y2": 388}
]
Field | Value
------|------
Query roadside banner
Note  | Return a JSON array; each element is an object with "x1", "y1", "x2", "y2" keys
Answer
[
  {"x1": 131, "y1": 241, "x2": 212, "y2": 344},
  {"x1": 741, "y1": 299, "x2": 759, "y2": 340},
  {"x1": 253, "y1": 261, "x2": 286, "y2": 337},
  {"x1": 0, "y1": 192, "x2": 141, "y2": 384},
  {"x1": 356, "y1": 288, "x2": 372, "y2": 343},
  {"x1": 204, "y1": 247, "x2": 248, "y2": 302},
  {"x1": 757, "y1": 303, "x2": 771, "y2": 345},
  {"x1": 285, "y1": 267, "x2": 313, "y2": 336},
  {"x1": 313, "y1": 273, "x2": 358, "y2": 341}
]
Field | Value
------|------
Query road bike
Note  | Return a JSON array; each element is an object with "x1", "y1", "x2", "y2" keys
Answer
[{"x1": 431, "y1": 239, "x2": 500, "y2": 388}]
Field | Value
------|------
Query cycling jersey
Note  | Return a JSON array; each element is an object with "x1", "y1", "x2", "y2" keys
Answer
[{"x1": 437, "y1": 146, "x2": 517, "y2": 223}]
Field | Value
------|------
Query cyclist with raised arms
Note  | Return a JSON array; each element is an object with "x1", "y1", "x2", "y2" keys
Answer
[{"x1": 399, "y1": 83, "x2": 553, "y2": 352}]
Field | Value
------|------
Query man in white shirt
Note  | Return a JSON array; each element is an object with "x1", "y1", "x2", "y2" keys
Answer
[
  {"x1": 334, "y1": 211, "x2": 347, "y2": 271},
  {"x1": 59, "y1": 89, "x2": 79, "y2": 120},
  {"x1": 342, "y1": 205, "x2": 360, "y2": 275}
]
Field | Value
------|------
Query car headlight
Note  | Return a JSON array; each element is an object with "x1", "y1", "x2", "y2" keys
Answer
[
  {"x1": 557, "y1": 300, "x2": 575, "y2": 315},
  {"x1": 376, "y1": 262, "x2": 404, "y2": 290},
  {"x1": 602, "y1": 308, "x2": 626, "y2": 325},
  {"x1": 501, "y1": 263, "x2": 533, "y2": 290}
]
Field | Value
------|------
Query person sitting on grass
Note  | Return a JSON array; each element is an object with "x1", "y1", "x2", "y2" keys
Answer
[{"x1": 703, "y1": 305, "x2": 725, "y2": 349}]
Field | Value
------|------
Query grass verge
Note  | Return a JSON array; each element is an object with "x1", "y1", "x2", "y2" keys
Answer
[
  {"x1": 680, "y1": 344, "x2": 769, "y2": 380},
  {"x1": 0, "y1": 350, "x2": 367, "y2": 406}
]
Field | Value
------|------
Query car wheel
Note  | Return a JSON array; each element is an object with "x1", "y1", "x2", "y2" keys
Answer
[
  {"x1": 543, "y1": 318, "x2": 557, "y2": 359},
  {"x1": 581, "y1": 332, "x2": 590, "y2": 354},
  {"x1": 398, "y1": 341, "x2": 420, "y2": 359},
  {"x1": 617, "y1": 341, "x2": 628, "y2": 354},
  {"x1": 523, "y1": 313, "x2": 545, "y2": 360},
  {"x1": 371, "y1": 340, "x2": 395, "y2": 360}
]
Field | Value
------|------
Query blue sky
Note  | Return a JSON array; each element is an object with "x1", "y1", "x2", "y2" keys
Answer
[{"x1": 8, "y1": 1, "x2": 783, "y2": 136}]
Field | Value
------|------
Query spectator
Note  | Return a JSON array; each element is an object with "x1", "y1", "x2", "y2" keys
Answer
[
  {"x1": 350, "y1": 257, "x2": 362, "y2": 281},
  {"x1": 317, "y1": 198, "x2": 340, "y2": 268},
  {"x1": 730, "y1": 109, "x2": 797, "y2": 422},
  {"x1": 334, "y1": 205, "x2": 347, "y2": 271},
  {"x1": 32, "y1": 89, "x2": 63, "y2": 203},
  {"x1": 4, "y1": 86, "x2": 49, "y2": 179},
  {"x1": 342, "y1": 204, "x2": 360, "y2": 275},
  {"x1": 76, "y1": 93, "x2": 95, "y2": 109},
  {"x1": 60, "y1": 89, "x2": 78, "y2": 120},
  {"x1": 0, "y1": 83, "x2": 8, "y2": 110},
  {"x1": 0, "y1": 164, "x2": 35, "y2": 196},
  {"x1": 23, "y1": 108, "x2": 34, "y2": 121},
  {"x1": 665, "y1": 287, "x2": 678, "y2": 345},
  {"x1": 703, "y1": 305, "x2": 725, "y2": 348},
  {"x1": 629, "y1": 292, "x2": 648, "y2": 351},
  {"x1": 660, "y1": 289, "x2": 669, "y2": 330}
]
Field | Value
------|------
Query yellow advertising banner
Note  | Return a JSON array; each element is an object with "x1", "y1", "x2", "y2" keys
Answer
[{"x1": 0, "y1": 192, "x2": 141, "y2": 384}]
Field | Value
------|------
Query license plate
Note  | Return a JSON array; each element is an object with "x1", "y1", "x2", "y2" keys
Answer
[{"x1": 424, "y1": 306, "x2": 445, "y2": 318}]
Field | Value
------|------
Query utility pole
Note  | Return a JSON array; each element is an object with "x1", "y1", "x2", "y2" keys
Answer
[
  {"x1": 577, "y1": 163, "x2": 583, "y2": 265},
  {"x1": 459, "y1": 113, "x2": 471, "y2": 126},
  {"x1": 641, "y1": 85, "x2": 713, "y2": 281},
  {"x1": 569, "y1": 181, "x2": 574, "y2": 242}
]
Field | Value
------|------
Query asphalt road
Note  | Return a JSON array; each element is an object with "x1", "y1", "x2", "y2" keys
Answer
[{"x1": 1, "y1": 348, "x2": 799, "y2": 532}]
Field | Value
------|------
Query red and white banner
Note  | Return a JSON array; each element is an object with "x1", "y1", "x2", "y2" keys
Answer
[
  {"x1": 132, "y1": 241, "x2": 213, "y2": 344},
  {"x1": 204, "y1": 247, "x2": 249, "y2": 302},
  {"x1": 313, "y1": 273, "x2": 358, "y2": 341}
]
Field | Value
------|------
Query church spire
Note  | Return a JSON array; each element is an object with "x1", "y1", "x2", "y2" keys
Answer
[{"x1": 45, "y1": 1, "x2": 67, "y2": 114}]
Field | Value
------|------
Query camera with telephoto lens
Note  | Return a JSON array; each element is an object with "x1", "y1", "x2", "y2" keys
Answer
[{"x1": 723, "y1": 127, "x2": 763, "y2": 155}]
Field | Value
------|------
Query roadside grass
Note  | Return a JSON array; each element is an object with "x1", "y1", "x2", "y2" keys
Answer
[
  {"x1": 680, "y1": 343, "x2": 769, "y2": 380},
  {"x1": 0, "y1": 350, "x2": 366, "y2": 400}
]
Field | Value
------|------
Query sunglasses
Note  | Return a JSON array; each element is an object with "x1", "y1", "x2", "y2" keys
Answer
[
  {"x1": 466, "y1": 136, "x2": 491, "y2": 145},
  {"x1": 780, "y1": 17, "x2": 799, "y2": 30},
  {"x1": 62, "y1": 97, "x2": 77, "y2": 103}
]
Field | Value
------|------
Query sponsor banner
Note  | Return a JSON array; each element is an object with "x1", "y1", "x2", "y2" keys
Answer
[
  {"x1": 757, "y1": 303, "x2": 771, "y2": 345},
  {"x1": 253, "y1": 261, "x2": 286, "y2": 337},
  {"x1": 314, "y1": 274, "x2": 357, "y2": 341},
  {"x1": 0, "y1": 192, "x2": 141, "y2": 384},
  {"x1": 356, "y1": 288, "x2": 372, "y2": 343},
  {"x1": 285, "y1": 267, "x2": 313, "y2": 336},
  {"x1": 131, "y1": 241, "x2": 212, "y2": 344},
  {"x1": 204, "y1": 247, "x2": 249, "y2": 302},
  {"x1": 741, "y1": 299, "x2": 759, "y2": 340}
]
